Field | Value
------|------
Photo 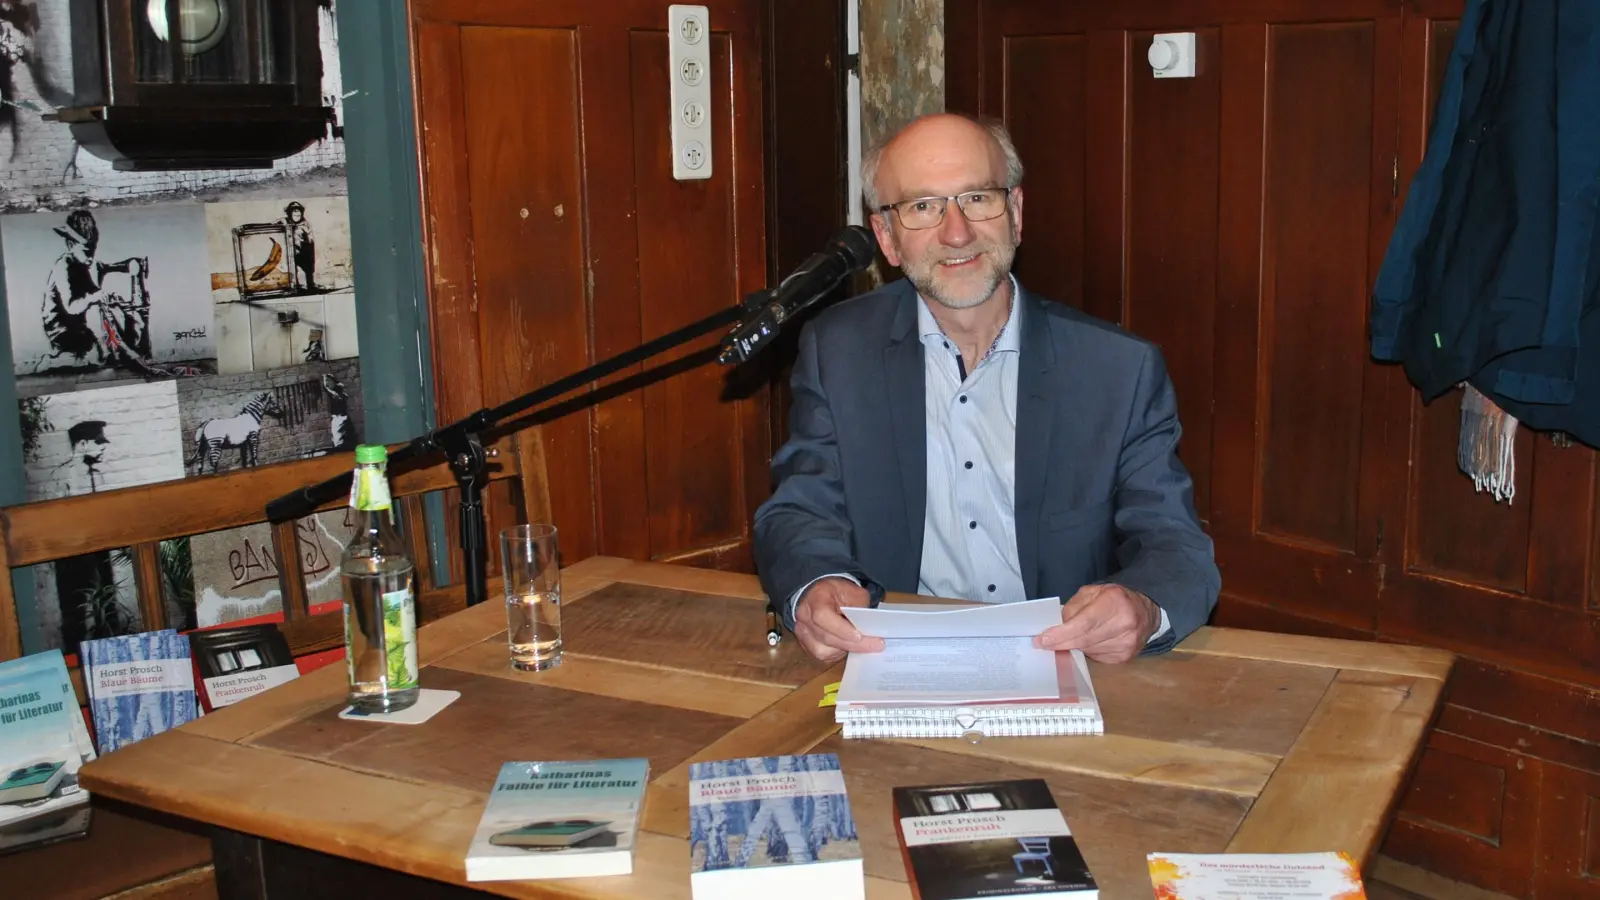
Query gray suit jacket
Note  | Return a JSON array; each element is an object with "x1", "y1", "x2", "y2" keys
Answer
[{"x1": 752, "y1": 278, "x2": 1219, "y2": 653}]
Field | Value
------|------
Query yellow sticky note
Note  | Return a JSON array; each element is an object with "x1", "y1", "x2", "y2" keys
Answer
[{"x1": 818, "y1": 681, "x2": 841, "y2": 708}]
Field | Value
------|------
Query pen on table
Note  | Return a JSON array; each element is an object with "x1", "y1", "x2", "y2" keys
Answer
[{"x1": 765, "y1": 600, "x2": 782, "y2": 646}]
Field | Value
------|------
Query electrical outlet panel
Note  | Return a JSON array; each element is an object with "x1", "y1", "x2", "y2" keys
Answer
[{"x1": 669, "y1": 5, "x2": 712, "y2": 181}]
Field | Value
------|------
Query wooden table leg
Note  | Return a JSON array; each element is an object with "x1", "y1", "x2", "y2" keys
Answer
[{"x1": 210, "y1": 827, "x2": 494, "y2": 899}]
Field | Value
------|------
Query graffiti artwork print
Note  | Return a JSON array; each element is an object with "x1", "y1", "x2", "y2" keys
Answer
[
  {"x1": 3, "y1": 204, "x2": 216, "y2": 390},
  {"x1": 176, "y1": 357, "x2": 364, "y2": 477},
  {"x1": 206, "y1": 197, "x2": 357, "y2": 374},
  {"x1": 16, "y1": 381, "x2": 188, "y2": 653}
]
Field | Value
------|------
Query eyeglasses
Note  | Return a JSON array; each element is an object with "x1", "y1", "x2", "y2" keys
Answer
[{"x1": 878, "y1": 188, "x2": 1012, "y2": 230}]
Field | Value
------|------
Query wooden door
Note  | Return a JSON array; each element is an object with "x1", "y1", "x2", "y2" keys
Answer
[
  {"x1": 948, "y1": 0, "x2": 1404, "y2": 627},
  {"x1": 411, "y1": 0, "x2": 770, "y2": 570},
  {"x1": 1375, "y1": 4, "x2": 1600, "y2": 896}
]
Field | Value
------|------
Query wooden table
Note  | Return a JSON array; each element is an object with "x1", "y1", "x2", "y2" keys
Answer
[{"x1": 78, "y1": 557, "x2": 1453, "y2": 899}]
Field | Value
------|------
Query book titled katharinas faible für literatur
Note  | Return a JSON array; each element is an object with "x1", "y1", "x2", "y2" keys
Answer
[{"x1": 465, "y1": 758, "x2": 648, "y2": 882}]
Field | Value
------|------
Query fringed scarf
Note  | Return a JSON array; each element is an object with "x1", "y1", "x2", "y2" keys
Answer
[{"x1": 1458, "y1": 383, "x2": 1518, "y2": 504}]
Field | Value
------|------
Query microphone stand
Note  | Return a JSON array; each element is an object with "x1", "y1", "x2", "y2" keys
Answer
[{"x1": 267, "y1": 289, "x2": 775, "y2": 611}]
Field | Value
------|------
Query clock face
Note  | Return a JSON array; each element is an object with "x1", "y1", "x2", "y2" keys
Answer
[{"x1": 145, "y1": 0, "x2": 233, "y2": 57}]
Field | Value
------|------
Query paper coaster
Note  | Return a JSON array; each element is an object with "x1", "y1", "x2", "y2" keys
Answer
[{"x1": 338, "y1": 688, "x2": 461, "y2": 725}]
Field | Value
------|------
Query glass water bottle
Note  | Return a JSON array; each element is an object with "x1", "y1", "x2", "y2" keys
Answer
[{"x1": 340, "y1": 444, "x2": 419, "y2": 714}]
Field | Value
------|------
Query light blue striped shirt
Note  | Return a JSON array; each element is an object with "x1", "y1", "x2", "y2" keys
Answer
[{"x1": 915, "y1": 281, "x2": 1025, "y2": 602}]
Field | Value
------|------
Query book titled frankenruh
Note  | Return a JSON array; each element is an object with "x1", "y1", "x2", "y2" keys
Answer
[
  {"x1": 689, "y1": 753, "x2": 864, "y2": 900},
  {"x1": 894, "y1": 778, "x2": 1098, "y2": 899},
  {"x1": 465, "y1": 758, "x2": 648, "y2": 882},
  {"x1": 81, "y1": 630, "x2": 200, "y2": 754},
  {"x1": 0, "y1": 650, "x2": 98, "y2": 854}
]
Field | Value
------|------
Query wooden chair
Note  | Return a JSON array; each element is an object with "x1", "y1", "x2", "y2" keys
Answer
[{"x1": 0, "y1": 426, "x2": 550, "y2": 678}]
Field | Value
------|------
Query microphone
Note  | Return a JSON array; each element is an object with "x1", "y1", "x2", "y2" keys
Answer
[{"x1": 718, "y1": 225, "x2": 877, "y2": 364}]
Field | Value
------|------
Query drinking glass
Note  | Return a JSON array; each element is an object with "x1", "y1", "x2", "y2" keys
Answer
[{"x1": 500, "y1": 524, "x2": 562, "y2": 670}]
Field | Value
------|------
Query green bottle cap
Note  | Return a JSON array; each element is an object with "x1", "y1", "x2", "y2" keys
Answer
[{"x1": 354, "y1": 444, "x2": 388, "y2": 464}]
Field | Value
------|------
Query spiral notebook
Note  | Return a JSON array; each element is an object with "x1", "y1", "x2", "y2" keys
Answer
[{"x1": 834, "y1": 600, "x2": 1103, "y2": 740}]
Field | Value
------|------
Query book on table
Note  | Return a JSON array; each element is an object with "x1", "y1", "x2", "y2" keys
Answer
[
  {"x1": 0, "y1": 650, "x2": 98, "y2": 854},
  {"x1": 1147, "y1": 851, "x2": 1369, "y2": 899},
  {"x1": 834, "y1": 598, "x2": 1104, "y2": 739},
  {"x1": 689, "y1": 752, "x2": 864, "y2": 900},
  {"x1": 187, "y1": 623, "x2": 299, "y2": 711},
  {"x1": 464, "y1": 758, "x2": 648, "y2": 881},
  {"x1": 894, "y1": 777, "x2": 1098, "y2": 899}
]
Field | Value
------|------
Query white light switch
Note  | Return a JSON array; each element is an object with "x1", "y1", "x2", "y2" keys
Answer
[
  {"x1": 1148, "y1": 32, "x2": 1196, "y2": 79},
  {"x1": 669, "y1": 5, "x2": 712, "y2": 180}
]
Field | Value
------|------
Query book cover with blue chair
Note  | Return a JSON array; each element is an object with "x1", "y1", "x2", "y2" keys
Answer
[{"x1": 893, "y1": 778, "x2": 1098, "y2": 898}]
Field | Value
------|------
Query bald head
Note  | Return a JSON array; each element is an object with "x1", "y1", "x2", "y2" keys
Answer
[{"x1": 862, "y1": 113, "x2": 1023, "y2": 211}]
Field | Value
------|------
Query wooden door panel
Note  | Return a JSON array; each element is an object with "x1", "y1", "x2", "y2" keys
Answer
[
  {"x1": 458, "y1": 26, "x2": 596, "y2": 562},
  {"x1": 1004, "y1": 35, "x2": 1087, "y2": 312},
  {"x1": 1257, "y1": 21, "x2": 1378, "y2": 553},
  {"x1": 1125, "y1": 26, "x2": 1221, "y2": 521},
  {"x1": 1388, "y1": 731, "x2": 1541, "y2": 898},
  {"x1": 1407, "y1": 389, "x2": 1536, "y2": 592},
  {"x1": 630, "y1": 30, "x2": 752, "y2": 559},
  {"x1": 1537, "y1": 764, "x2": 1600, "y2": 899},
  {"x1": 1215, "y1": 13, "x2": 1400, "y2": 631}
]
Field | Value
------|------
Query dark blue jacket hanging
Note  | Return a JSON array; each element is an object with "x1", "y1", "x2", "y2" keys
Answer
[{"x1": 1370, "y1": 0, "x2": 1600, "y2": 445}]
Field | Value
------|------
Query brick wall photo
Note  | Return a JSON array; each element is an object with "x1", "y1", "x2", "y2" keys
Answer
[
  {"x1": 2, "y1": 2, "x2": 366, "y2": 652},
  {"x1": 0, "y1": 2, "x2": 345, "y2": 211},
  {"x1": 176, "y1": 356, "x2": 363, "y2": 476}
]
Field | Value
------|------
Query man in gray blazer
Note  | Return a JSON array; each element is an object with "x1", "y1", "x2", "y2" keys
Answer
[{"x1": 753, "y1": 113, "x2": 1219, "y2": 664}]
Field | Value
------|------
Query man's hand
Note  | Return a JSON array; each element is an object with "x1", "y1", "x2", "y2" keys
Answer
[
  {"x1": 1033, "y1": 583, "x2": 1159, "y2": 664},
  {"x1": 794, "y1": 577, "x2": 885, "y2": 663}
]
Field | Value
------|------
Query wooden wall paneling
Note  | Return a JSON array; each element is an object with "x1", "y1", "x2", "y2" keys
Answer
[
  {"x1": 1081, "y1": 32, "x2": 1129, "y2": 329},
  {"x1": 412, "y1": 0, "x2": 768, "y2": 570},
  {"x1": 1389, "y1": 731, "x2": 1542, "y2": 898},
  {"x1": 1405, "y1": 389, "x2": 1536, "y2": 592},
  {"x1": 1214, "y1": 13, "x2": 1401, "y2": 632},
  {"x1": 1256, "y1": 19, "x2": 1382, "y2": 568},
  {"x1": 1002, "y1": 34, "x2": 1088, "y2": 310},
  {"x1": 631, "y1": 28, "x2": 764, "y2": 567},
  {"x1": 732, "y1": 14, "x2": 777, "y2": 565},
  {"x1": 411, "y1": 22, "x2": 484, "y2": 581},
  {"x1": 1376, "y1": 6, "x2": 1600, "y2": 692},
  {"x1": 763, "y1": 0, "x2": 845, "y2": 448},
  {"x1": 943, "y1": 0, "x2": 982, "y2": 115},
  {"x1": 457, "y1": 25, "x2": 595, "y2": 562},
  {"x1": 1537, "y1": 763, "x2": 1600, "y2": 899},
  {"x1": 579, "y1": 24, "x2": 651, "y2": 564},
  {"x1": 1124, "y1": 26, "x2": 1221, "y2": 519},
  {"x1": 1211, "y1": 20, "x2": 1268, "y2": 551}
]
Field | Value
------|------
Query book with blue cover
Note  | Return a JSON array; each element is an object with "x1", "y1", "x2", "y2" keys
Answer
[
  {"x1": 688, "y1": 752, "x2": 864, "y2": 900},
  {"x1": 81, "y1": 630, "x2": 200, "y2": 754},
  {"x1": 465, "y1": 758, "x2": 649, "y2": 882},
  {"x1": 0, "y1": 650, "x2": 97, "y2": 853}
]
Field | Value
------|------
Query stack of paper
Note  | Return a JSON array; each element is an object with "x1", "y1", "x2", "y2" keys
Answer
[{"x1": 833, "y1": 599, "x2": 1103, "y2": 740}]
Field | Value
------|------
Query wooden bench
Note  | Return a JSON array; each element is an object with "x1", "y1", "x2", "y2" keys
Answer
[{"x1": 0, "y1": 426, "x2": 549, "y2": 899}]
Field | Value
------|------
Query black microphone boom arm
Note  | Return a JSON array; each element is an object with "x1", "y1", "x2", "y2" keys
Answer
[{"x1": 266, "y1": 226, "x2": 873, "y2": 611}]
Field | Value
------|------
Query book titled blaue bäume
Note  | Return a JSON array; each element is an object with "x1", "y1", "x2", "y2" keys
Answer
[
  {"x1": 688, "y1": 753, "x2": 864, "y2": 900},
  {"x1": 80, "y1": 630, "x2": 200, "y2": 754}
]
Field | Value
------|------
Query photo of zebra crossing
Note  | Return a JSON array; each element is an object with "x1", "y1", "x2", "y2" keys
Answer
[{"x1": 177, "y1": 357, "x2": 365, "y2": 477}]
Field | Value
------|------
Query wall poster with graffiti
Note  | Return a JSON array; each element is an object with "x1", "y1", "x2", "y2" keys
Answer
[
  {"x1": 2, "y1": 204, "x2": 216, "y2": 392},
  {"x1": 205, "y1": 196, "x2": 357, "y2": 375},
  {"x1": 171, "y1": 357, "x2": 366, "y2": 627},
  {"x1": 16, "y1": 380, "x2": 189, "y2": 652}
]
